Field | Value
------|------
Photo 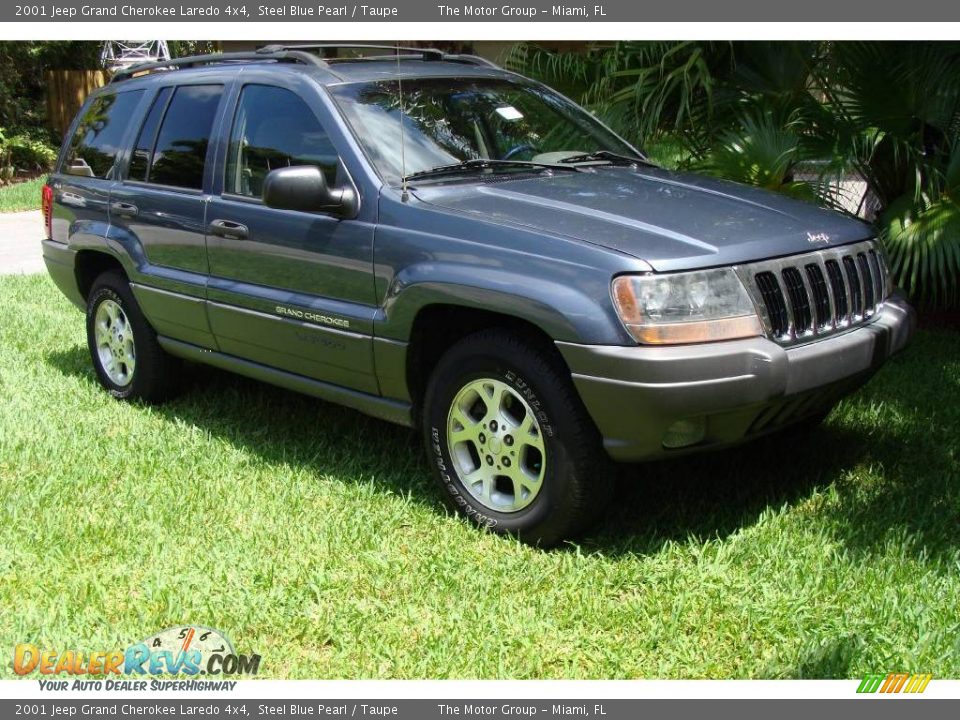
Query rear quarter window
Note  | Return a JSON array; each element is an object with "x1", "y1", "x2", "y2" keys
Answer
[
  {"x1": 128, "y1": 86, "x2": 173, "y2": 182},
  {"x1": 63, "y1": 90, "x2": 144, "y2": 179}
]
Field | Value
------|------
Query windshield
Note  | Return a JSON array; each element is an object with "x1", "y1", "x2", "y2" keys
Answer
[{"x1": 329, "y1": 77, "x2": 639, "y2": 184}]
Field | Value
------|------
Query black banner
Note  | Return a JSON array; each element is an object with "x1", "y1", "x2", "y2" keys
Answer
[
  {"x1": 1, "y1": 699, "x2": 957, "y2": 720},
  {"x1": 5, "y1": 0, "x2": 960, "y2": 22}
]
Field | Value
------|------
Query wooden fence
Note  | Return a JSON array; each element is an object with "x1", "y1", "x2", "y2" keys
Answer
[{"x1": 45, "y1": 69, "x2": 110, "y2": 140}]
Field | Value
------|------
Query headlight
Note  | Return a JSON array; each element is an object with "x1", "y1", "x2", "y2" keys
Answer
[{"x1": 612, "y1": 268, "x2": 763, "y2": 344}]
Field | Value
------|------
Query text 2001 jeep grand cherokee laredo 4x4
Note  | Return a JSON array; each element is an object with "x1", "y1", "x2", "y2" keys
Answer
[{"x1": 42, "y1": 45, "x2": 915, "y2": 545}]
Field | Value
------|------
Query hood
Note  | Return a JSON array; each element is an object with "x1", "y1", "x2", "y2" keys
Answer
[{"x1": 411, "y1": 166, "x2": 874, "y2": 272}]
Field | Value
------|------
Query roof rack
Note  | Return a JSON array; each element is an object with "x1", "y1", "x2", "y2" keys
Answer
[
  {"x1": 110, "y1": 48, "x2": 327, "y2": 83},
  {"x1": 337, "y1": 52, "x2": 500, "y2": 69},
  {"x1": 259, "y1": 43, "x2": 445, "y2": 61},
  {"x1": 109, "y1": 43, "x2": 500, "y2": 83},
  {"x1": 259, "y1": 44, "x2": 499, "y2": 68}
]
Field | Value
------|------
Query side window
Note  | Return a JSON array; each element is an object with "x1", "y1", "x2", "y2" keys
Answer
[
  {"x1": 225, "y1": 85, "x2": 338, "y2": 198},
  {"x1": 128, "y1": 86, "x2": 172, "y2": 182},
  {"x1": 148, "y1": 84, "x2": 224, "y2": 190},
  {"x1": 64, "y1": 90, "x2": 144, "y2": 179}
]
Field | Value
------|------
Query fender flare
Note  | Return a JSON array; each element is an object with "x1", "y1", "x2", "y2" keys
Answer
[{"x1": 379, "y1": 262, "x2": 632, "y2": 345}]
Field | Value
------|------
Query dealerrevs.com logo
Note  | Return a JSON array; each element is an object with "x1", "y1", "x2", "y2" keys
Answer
[{"x1": 13, "y1": 626, "x2": 261, "y2": 690}]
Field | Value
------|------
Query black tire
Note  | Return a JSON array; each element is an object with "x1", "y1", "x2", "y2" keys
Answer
[
  {"x1": 422, "y1": 328, "x2": 614, "y2": 547},
  {"x1": 85, "y1": 270, "x2": 180, "y2": 403}
]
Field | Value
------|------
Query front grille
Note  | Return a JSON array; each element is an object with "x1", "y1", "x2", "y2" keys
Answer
[{"x1": 738, "y1": 239, "x2": 888, "y2": 345}]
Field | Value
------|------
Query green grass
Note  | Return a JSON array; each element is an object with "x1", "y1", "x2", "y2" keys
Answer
[
  {"x1": 0, "y1": 175, "x2": 47, "y2": 213},
  {"x1": 1, "y1": 274, "x2": 958, "y2": 679}
]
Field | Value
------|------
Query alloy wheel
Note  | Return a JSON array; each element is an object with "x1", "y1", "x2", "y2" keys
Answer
[
  {"x1": 446, "y1": 377, "x2": 546, "y2": 513},
  {"x1": 94, "y1": 298, "x2": 136, "y2": 386}
]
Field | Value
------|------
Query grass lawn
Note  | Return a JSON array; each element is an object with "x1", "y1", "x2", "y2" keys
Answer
[
  {"x1": 0, "y1": 175, "x2": 47, "y2": 213},
  {"x1": 1, "y1": 274, "x2": 958, "y2": 679}
]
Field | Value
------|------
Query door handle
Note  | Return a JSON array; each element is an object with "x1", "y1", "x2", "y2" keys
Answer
[
  {"x1": 208, "y1": 219, "x2": 249, "y2": 240},
  {"x1": 110, "y1": 201, "x2": 138, "y2": 218}
]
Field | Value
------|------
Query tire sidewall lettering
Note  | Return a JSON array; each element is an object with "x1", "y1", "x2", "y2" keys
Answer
[
  {"x1": 504, "y1": 369, "x2": 554, "y2": 438},
  {"x1": 431, "y1": 424, "x2": 498, "y2": 528}
]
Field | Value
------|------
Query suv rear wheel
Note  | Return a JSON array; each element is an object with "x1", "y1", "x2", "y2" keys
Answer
[
  {"x1": 86, "y1": 270, "x2": 179, "y2": 402},
  {"x1": 422, "y1": 329, "x2": 613, "y2": 547}
]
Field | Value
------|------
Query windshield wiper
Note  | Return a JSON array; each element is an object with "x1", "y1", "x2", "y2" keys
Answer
[
  {"x1": 558, "y1": 150, "x2": 657, "y2": 167},
  {"x1": 403, "y1": 158, "x2": 582, "y2": 183}
]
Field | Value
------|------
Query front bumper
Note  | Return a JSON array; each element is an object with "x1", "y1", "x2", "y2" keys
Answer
[{"x1": 558, "y1": 292, "x2": 915, "y2": 462}]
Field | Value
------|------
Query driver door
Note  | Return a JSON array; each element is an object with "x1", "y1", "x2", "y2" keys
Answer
[{"x1": 204, "y1": 81, "x2": 378, "y2": 393}]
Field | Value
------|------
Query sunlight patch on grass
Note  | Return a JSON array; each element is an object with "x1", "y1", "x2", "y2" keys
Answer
[{"x1": 0, "y1": 175, "x2": 47, "y2": 213}]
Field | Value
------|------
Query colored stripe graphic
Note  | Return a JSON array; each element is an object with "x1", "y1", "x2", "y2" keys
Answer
[{"x1": 857, "y1": 673, "x2": 932, "y2": 694}]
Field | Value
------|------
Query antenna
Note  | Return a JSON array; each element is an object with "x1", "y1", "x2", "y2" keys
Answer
[{"x1": 396, "y1": 47, "x2": 410, "y2": 202}]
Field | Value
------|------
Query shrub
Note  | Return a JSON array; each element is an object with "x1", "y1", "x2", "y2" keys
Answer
[{"x1": 6, "y1": 134, "x2": 57, "y2": 172}]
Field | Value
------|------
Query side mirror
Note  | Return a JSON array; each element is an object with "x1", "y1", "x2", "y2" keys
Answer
[{"x1": 262, "y1": 166, "x2": 358, "y2": 218}]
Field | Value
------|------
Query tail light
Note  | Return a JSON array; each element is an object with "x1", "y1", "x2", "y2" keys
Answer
[{"x1": 41, "y1": 184, "x2": 53, "y2": 239}]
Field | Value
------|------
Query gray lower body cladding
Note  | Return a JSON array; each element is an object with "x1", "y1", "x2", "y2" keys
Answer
[
  {"x1": 557, "y1": 293, "x2": 916, "y2": 462},
  {"x1": 42, "y1": 240, "x2": 85, "y2": 310}
]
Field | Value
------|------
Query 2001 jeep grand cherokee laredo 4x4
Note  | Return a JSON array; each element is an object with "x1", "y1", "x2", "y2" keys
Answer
[{"x1": 42, "y1": 44, "x2": 915, "y2": 545}]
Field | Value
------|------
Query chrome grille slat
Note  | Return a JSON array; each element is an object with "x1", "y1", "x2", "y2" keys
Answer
[
  {"x1": 857, "y1": 252, "x2": 874, "y2": 315},
  {"x1": 781, "y1": 267, "x2": 813, "y2": 336},
  {"x1": 754, "y1": 271, "x2": 789, "y2": 337},
  {"x1": 872, "y1": 249, "x2": 887, "y2": 297},
  {"x1": 867, "y1": 250, "x2": 883, "y2": 308},
  {"x1": 817, "y1": 257, "x2": 838, "y2": 331},
  {"x1": 825, "y1": 259, "x2": 850, "y2": 325},
  {"x1": 737, "y1": 240, "x2": 888, "y2": 347},
  {"x1": 843, "y1": 255, "x2": 863, "y2": 318},
  {"x1": 804, "y1": 263, "x2": 831, "y2": 331}
]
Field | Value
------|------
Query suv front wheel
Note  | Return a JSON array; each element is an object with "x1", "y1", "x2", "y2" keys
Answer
[
  {"x1": 422, "y1": 329, "x2": 613, "y2": 546},
  {"x1": 86, "y1": 270, "x2": 179, "y2": 402}
]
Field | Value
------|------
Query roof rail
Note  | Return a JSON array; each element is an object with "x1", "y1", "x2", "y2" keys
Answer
[
  {"x1": 259, "y1": 44, "x2": 500, "y2": 68},
  {"x1": 109, "y1": 44, "x2": 501, "y2": 83},
  {"x1": 109, "y1": 48, "x2": 327, "y2": 83},
  {"x1": 443, "y1": 54, "x2": 501, "y2": 69},
  {"x1": 258, "y1": 43, "x2": 446, "y2": 60}
]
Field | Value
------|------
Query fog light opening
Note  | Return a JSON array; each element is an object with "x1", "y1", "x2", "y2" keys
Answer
[{"x1": 662, "y1": 417, "x2": 707, "y2": 449}]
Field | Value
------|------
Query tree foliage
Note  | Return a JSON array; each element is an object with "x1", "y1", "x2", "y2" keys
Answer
[{"x1": 0, "y1": 41, "x2": 101, "y2": 139}]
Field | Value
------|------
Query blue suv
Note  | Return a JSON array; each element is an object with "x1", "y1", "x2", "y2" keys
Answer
[{"x1": 42, "y1": 45, "x2": 915, "y2": 545}]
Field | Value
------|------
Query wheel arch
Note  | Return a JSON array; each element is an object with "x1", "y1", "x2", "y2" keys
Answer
[
  {"x1": 378, "y1": 267, "x2": 632, "y2": 411},
  {"x1": 75, "y1": 250, "x2": 127, "y2": 301},
  {"x1": 403, "y1": 302, "x2": 568, "y2": 415}
]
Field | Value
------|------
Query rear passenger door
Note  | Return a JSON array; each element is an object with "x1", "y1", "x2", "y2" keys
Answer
[
  {"x1": 110, "y1": 82, "x2": 227, "y2": 349},
  {"x1": 51, "y1": 89, "x2": 144, "y2": 247},
  {"x1": 204, "y1": 79, "x2": 378, "y2": 394}
]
